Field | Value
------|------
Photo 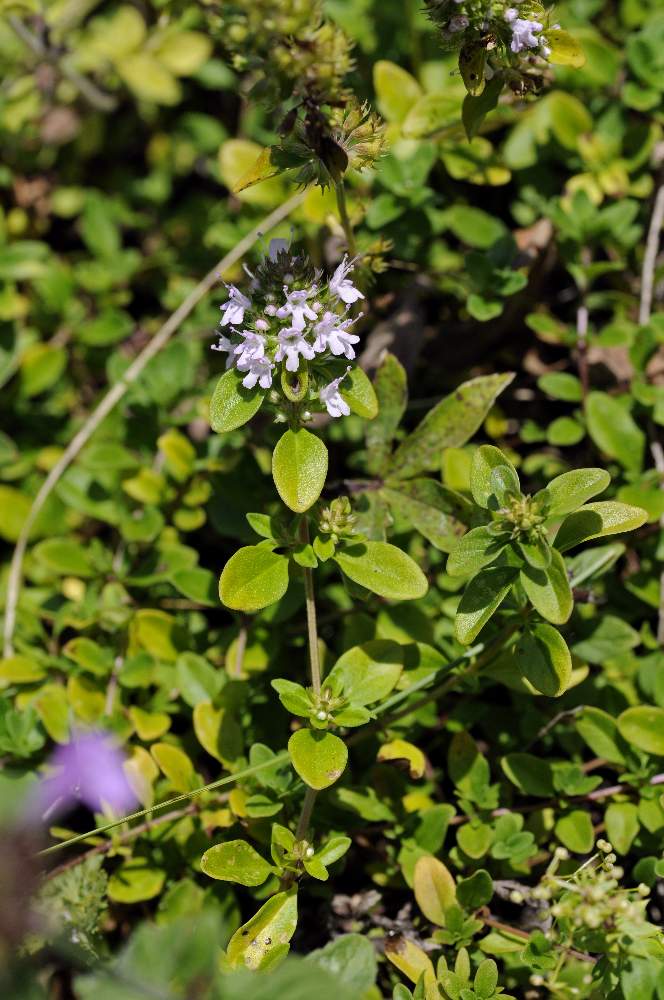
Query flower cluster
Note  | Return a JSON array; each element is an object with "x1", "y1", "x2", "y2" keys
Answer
[
  {"x1": 425, "y1": 0, "x2": 557, "y2": 94},
  {"x1": 212, "y1": 240, "x2": 364, "y2": 418}
]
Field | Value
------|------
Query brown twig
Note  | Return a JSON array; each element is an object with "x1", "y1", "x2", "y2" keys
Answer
[{"x1": 480, "y1": 911, "x2": 594, "y2": 963}]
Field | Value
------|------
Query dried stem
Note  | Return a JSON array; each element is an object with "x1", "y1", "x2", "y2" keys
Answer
[
  {"x1": 3, "y1": 190, "x2": 305, "y2": 658},
  {"x1": 639, "y1": 184, "x2": 664, "y2": 325}
]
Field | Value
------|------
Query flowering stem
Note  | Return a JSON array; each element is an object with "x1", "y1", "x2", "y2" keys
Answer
[
  {"x1": 3, "y1": 189, "x2": 305, "y2": 658},
  {"x1": 335, "y1": 181, "x2": 357, "y2": 256}
]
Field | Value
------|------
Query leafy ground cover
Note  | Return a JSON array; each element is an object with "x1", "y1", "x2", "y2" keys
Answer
[{"x1": 1, "y1": 1, "x2": 664, "y2": 998}]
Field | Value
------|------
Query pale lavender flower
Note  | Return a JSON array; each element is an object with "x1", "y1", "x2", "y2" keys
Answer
[
  {"x1": 276, "y1": 287, "x2": 318, "y2": 330},
  {"x1": 329, "y1": 257, "x2": 364, "y2": 306},
  {"x1": 505, "y1": 9, "x2": 543, "y2": 51},
  {"x1": 220, "y1": 286, "x2": 251, "y2": 327},
  {"x1": 29, "y1": 731, "x2": 137, "y2": 820},
  {"x1": 211, "y1": 332, "x2": 235, "y2": 367},
  {"x1": 275, "y1": 327, "x2": 316, "y2": 372},
  {"x1": 268, "y1": 238, "x2": 290, "y2": 260},
  {"x1": 238, "y1": 355, "x2": 274, "y2": 390},
  {"x1": 320, "y1": 369, "x2": 352, "y2": 418},
  {"x1": 233, "y1": 330, "x2": 266, "y2": 368},
  {"x1": 313, "y1": 312, "x2": 360, "y2": 360}
]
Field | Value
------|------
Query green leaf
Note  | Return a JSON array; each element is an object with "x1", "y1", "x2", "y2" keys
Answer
[
  {"x1": 176, "y1": 652, "x2": 221, "y2": 707},
  {"x1": 373, "y1": 60, "x2": 422, "y2": 124},
  {"x1": 201, "y1": 840, "x2": 273, "y2": 886},
  {"x1": 306, "y1": 933, "x2": 377, "y2": 996},
  {"x1": 272, "y1": 428, "x2": 328, "y2": 513},
  {"x1": 576, "y1": 707, "x2": 628, "y2": 765},
  {"x1": 470, "y1": 445, "x2": 519, "y2": 509},
  {"x1": 388, "y1": 374, "x2": 514, "y2": 480},
  {"x1": 151, "y1": 742, "x2": 196, "y2": 791},
  {"x1": 555, "y1": 809, "x2": 594, "y2": 854},
  {"x1": 209, "y1": 367, "x2": 264, "y2": 433},
  {"x1": 475, "y1": 959, "x2": 499, "y2": 1000},
  {"x1": 271, "y1": 678, "x2": 312, "y2": 717},
  {"x1": 377, "y1": 738, "x2": 426, "y2": 779},
  {"x1": 605, "y1": 802, "x2": 640, "y2": 855},
  {"x1": 403, "y1": 93, "x2": 459, "y2": 138},
  {"x1": 32, "y1": 538, "x2": 94, "y2": 578},
  {"x1": 554, "y1": 501, "x2": 647, "y2": 551},
  {"x1": 537, "y1": 372, "x2": 583, "y2": 403},
  {"x1": 514, "y1": 624, "x2": 572, "y2": 697},
  {"x1": 456, "y1": 869, "x2": 493, "y2": 910},
  {"x1": 107, "y1": 860, "x2": 166, "y2": 903},
  {"x1": 383, "y1": 479, "x2": 470, "y2": 552},
  {"x1": 520, "y1": 548, "x2": 573, "y2": 624},
  {"x1": 0, "y1": 655, "x2": 46, "y2": 686},
  {"x1": 326, "y1": 640, "x2": 404, "y2": 705},
  {"x1": 227, "y1": 889, "x2": 298, "y2": 970},
  {"x1": 585, "y1": 391, "x2": 645, "y2": 473},
  {"x1": 501, "y1": 753, "x2": 554, "y2": 797},
  {"x1": 316, "y1": 836, "x2": 352, "y2": 867},
  {"x1": 288, "y1": 729, "x2": 348, "y2": 789},
  {"x1": 617, "y1": 706, "x2": 664, "y2": 756},
  {"x1": 541, "y1": 468, "x2": 610, "y2": 518},
  {"x1": 366, "y1": 353, "x2": 408, "y2": 475},
  {"x1": 546, "y1": 29, "x2": 586, "y2": 68},
  {"x1": 219, "y1": 545, "x2": 289, "y2": 613},
  {"x1": 447, "y1": 525, "x2": 505, "y2": 578},
  {"x1": 413, "y1": 855, "x2": 457, "y2": 926},
  {"x1": 462, "y1": 76, "x2": 503, "y2": 141},
  {"x1": 454, "y1": 566, "x2": 517, "y2": 645},
  {"x1": 334, "y1": 541, "x2": 428, "y2": 601},
  {"x1": 341, "y1": 366, "x2": 378, "y2": 420}
]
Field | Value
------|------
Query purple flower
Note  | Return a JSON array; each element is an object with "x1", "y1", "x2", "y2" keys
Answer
[{"x1": 29, "y1": 731, "x2": 137, "y2": 820}]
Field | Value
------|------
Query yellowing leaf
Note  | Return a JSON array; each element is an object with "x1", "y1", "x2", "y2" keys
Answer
[
  {"x1": 154, "y1": 31, "x2": 212, "y2": 76},
  {"x1": 413, "y1": 855, "x2": 457, "y2": 926},
  {"x1": 151, "y1": 742, "x2": 197, "y2": 791},
  {"x1": 129, "y1": 705, "x2": 171, "y2": 741},
  {"x1": 116, "y1": 53, "x2": 181, "y2": 106},
  {"x1": 377, "y1": 739, "x2": 426, "y2": 779},
  {"x1": 385, "y1": 936, "x2": 438, "y2": 998},
  {"x1": 546, "y1": 29, "x2": 586, "y2": 68}
]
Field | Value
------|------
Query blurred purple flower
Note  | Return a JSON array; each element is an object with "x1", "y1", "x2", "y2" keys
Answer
[{"x1": 29, "y1": 730, "x2": 137, "y2": 821}]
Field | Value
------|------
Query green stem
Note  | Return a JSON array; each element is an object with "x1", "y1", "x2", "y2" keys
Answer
[
  {"x1": 335, "y1": 181, "x2": 356, "y2": 256},
  {"x1": 37, "y1": 753, "x2": 290, "y2": 857},
  {"x1": 300, "y1": 518, "x2": 321, "y2": 697}
]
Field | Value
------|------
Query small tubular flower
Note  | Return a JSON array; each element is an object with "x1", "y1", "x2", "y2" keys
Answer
[
  {"x1": 220, "y1": 286, "x2": 251, "y2": 327},
  {"x1": 275, "y1": 327, "x2": 316, "y2": 372},
  {"x1": 330, "y1": 256, "x2": 364, "y2": 305}
]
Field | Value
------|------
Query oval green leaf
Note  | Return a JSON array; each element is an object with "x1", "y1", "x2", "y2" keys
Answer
[
  {"x1": 209, "y1": 367, "x2": 264, "y2": 433},
  {"x1": 219, "y1": 545, "x2": 289, "y2": 613},
  {"x1": 617, "y1": 706, "x2": 664, "y2": 756},
  {"x1": 520, "y1": 548, "x2": 572, "y2": 625},
  {"x1": 541, "y1": 468, "x2": 610, "y2": 518},
  {"x1": 334, "y1": 541, "x2": 428, "y2": 601},
  {"x1": 288, "y1": 729, "x2": 348, "y2": 790},
  {"x1": 272, "y1": 428, "x2": 328, "y2": 513},
  {"x1": 341, "y1": 365, "x2": 379, "y2": 420},
  {"x1": 554, "y1": 501, "x2": 647, "y2": 552},
  {"x1": 470, "y1": 444, "x2": 519, "y2": 509},
  {"x1": 413, "y1": 855, "x2": 457, "y2": 927},
  {"x1": 514, "y1": 623, "x2": 571, "y2": 698},
  {"x1": 454, "y1": 565, "x2": 517, "y2": 645},
  {"x1": 227, "y1": 889, "x2": 298, "y2": 970},
  {"x1": 201, "y1": 840, "x2": 273, "y2": 886}
]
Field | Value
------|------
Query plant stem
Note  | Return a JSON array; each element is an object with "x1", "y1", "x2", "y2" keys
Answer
[
  {"x1": 300, "y1": 519, "x2": 322, "y2": 696},
  {"x1": 295, "y1": 787, "x2": 317, "y2": 841},
  {"x1": 335, "y1": 181, "x2": 356, "y2": 256},
  {"x1": 3, "y1": 190, "x2": 305, "y2": 658}
]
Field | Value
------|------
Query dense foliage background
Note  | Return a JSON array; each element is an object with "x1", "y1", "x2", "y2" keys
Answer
[{"x1": 1, "y1": 0, "x2": 664, "y2": 997}]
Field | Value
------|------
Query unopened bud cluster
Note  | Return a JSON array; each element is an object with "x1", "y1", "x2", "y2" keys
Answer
[{"x1": 318, "y1": 496, "x2": 357, "y2": 541}]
